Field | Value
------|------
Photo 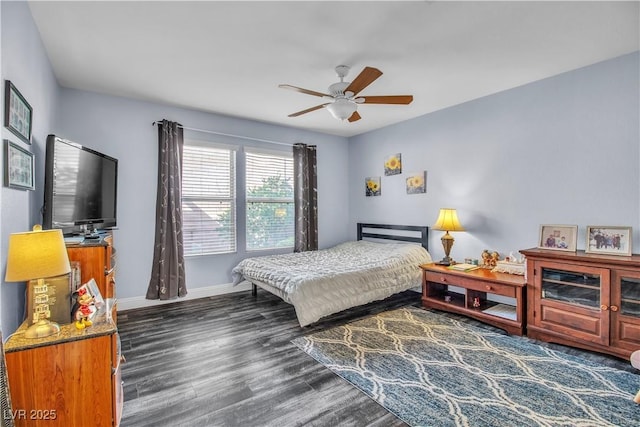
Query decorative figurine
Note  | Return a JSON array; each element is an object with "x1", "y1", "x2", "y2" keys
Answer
[
  {"x1": 72, "y1": 287, "x2": 95, "y2": 330},
  {"x1": 490, "y1": 251, "x2": 500, "y2": 267},
  {"x1": 481, "y1": 250, "x2": 491, "y2": 268},
  {"x1": 472, "y1": 297, "x2": 481, "y2": 308},
  {"x1": 481, "y1": 250, "x2": 501, "y2": 268}
]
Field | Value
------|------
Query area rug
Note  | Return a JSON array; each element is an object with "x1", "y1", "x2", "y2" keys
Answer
[{"x1": 292, "y1": 307, "x2": 640, "y2": 427}]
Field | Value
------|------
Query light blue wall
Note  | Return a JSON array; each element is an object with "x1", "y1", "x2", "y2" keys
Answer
[
  {"x1": 55, "y1": 89, "x2": 350, "y2": 299},
  {"x1": 349, "y1": 52, "x2": 640, "y2": 263},
  {"x1": 1, "y1": 1, "x2": 61, "y2": 335}
]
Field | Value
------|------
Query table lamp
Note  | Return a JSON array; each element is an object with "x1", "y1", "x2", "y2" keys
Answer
[
  {"x1": 5, "y1": 225, "x2": 71, "y2": 338},
  {"x1": 433, "y1": 208, "x2": 465, "y2": 266}
]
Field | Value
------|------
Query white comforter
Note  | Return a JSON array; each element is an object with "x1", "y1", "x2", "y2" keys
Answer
[{"x1": 231, "y1": 240, "x2": 432, "y2": 326}]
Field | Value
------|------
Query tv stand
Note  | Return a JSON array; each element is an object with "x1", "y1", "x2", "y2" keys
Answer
[{"x1": 80, "y1": 223, "x2": 96, "y2": 235}]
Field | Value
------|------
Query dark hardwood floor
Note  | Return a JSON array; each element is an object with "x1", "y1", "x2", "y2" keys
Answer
[{"x1": 117, "y1": 289, "x2": 636, "y2": 427}]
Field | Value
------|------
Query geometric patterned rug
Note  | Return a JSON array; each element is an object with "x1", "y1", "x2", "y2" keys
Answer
[{"x1": 292, "y1": 307, "x2": 640, "y2": 427}]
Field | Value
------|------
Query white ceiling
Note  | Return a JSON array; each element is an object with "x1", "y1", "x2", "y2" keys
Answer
[{"x1": 27, "y1": 1, "x2": 639, "y2": 138}]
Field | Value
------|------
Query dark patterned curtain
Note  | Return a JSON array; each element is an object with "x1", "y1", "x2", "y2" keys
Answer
[
  {"x1": 293, "y1": 143, "x2": 318, "y2": 252},
  {"x1": 146, "y1": 120, "x2": 187, "y2": 299}
]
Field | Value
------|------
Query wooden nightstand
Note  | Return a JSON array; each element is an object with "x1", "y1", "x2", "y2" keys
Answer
[{"x1": 420, "y1": 263, "x2": 526, "y2": 335}]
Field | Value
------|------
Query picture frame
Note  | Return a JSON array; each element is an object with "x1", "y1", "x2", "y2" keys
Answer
[
  {"x1": 384, "y1": 153, "x2": 402, "y2": 176},
  {"x1": 365, "y1": 176, "x2": 381, "y2": 197},
  {"x1": 4, "y1": 81, "x2": 32, "y2": 144},
  {"x1": 406, "y1": 171, "x2": 427, "y2": 194},
  {"x1": 585, "y1": 226, "x2": 632, "y2": 256},
  {"x1": 4, "y1": 140, "x2": 35, "y2": 191},
  {"x1": 538, "y1": 224, "x2": 578, "y2": 252}
]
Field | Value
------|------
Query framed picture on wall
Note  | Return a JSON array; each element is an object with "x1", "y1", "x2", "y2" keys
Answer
[
  {"x1": 585, "y1": 226, "x2": 632, "y2": 256},
  {"x1": 406, "y1": 171, "x2": 427, "y2": 194},
  {"x1": 384, "y1": 153, "x2": 401, "y2": 176},
  {"x1": 365, "y1": 176, "x2": 381, "y2": 197},
  {"x1": 4, "y1": 81, "x2": 32, "y2": 144},
  {"x1": 538, "y1": 224, "x2": 578, "y2": 252},
  {"x1": 4, "y1": 140, "x2": 35, "y2": 191}
]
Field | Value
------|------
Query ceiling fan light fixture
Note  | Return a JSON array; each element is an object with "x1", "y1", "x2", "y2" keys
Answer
[
  {"x1": 281, "y1": 65, "x2": 412, "y2": 122},
  {"x1": 326, "y1": 98, "x2": 357, "y2": 121}
]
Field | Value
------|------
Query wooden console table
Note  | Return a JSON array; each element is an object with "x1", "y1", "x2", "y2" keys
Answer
[{"x1": 420, "y1": 263, "x2": 527, "y2": 335}]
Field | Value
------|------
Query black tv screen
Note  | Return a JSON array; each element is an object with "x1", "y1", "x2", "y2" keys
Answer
[{"x1": 43, "y1": 135, "x2": 118, "y2": 233}]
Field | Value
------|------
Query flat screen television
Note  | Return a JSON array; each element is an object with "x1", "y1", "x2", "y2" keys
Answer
[{"x1": 43, "y1": 134, "x2": 118, "y2": 235}]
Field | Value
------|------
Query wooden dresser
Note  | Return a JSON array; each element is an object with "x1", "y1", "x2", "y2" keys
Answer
[{"x1": 4, "y1": 233, "x2": 123, "y2": 426}]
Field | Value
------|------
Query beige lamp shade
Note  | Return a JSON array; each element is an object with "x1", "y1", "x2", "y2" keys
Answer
[
  {"x1": 5, "y1": 228, "x2": 71, "y2": 282},
  {"x1": 433, "y1": 208, "x2": 465, "y2": 232}
]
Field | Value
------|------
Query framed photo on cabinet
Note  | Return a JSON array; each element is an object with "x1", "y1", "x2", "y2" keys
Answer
[
  {"x1": 4, "y1": 81, "x2": 32, "y2": 144},
  {"x1": 585, "y1": 226, "x2": 632, "y2": 256},
  {"x1": 538, "y1": 224, "x2": 577, "y2": 252}
]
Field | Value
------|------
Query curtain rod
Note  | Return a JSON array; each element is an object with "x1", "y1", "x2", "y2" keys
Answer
[{"x1": 152, "y1": 121, "x2": 295, "y2": 147}]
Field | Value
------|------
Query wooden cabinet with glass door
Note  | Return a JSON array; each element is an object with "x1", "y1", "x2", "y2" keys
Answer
[
  {"x1": 610, "y1": 268, "x2": 640, "y2": 353},
  {"x1": 521, "y1": 248, "x2": 640, "y2": 359}
]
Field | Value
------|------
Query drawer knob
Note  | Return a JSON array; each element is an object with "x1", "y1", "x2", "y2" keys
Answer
[
  {"x1": 600, "y1": 304, "x2": 608, "y2": 311},
  {"x1": 485, "y1": 285, "x2": 492, "y2": 291},
  {"x1": 440, "y1": 277, "x2": 447, "y2": 283},
  {"x1": 610, "y1": 305, "x2": 619, "y2": 312}
]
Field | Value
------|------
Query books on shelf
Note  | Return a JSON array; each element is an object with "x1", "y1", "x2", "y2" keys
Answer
[{"x1": 448, "y1": 263, "x2": 479, "y2": 272}]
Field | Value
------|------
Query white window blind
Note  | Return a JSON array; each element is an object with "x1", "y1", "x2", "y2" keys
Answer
[
  {"x1": 245, "y1": 149, "x2": 294, "y2": 251},
  {"x1": 182, "y1": 143, "x2": 236, "y2": 256}
]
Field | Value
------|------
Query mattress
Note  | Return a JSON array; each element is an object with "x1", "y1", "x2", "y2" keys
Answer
[{"x1": 231, "y1": 240, "x2": 432, "y2": 326}]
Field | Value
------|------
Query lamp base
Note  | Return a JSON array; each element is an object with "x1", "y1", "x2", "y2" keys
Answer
[
  {"x1": 438, "y1": 231, "x2": 455, "y2": 267},
  {"x1": 25, "y1": 319, "x2": 61, "y2": 339}
]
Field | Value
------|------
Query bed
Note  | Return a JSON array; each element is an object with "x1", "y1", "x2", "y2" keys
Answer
[{"x1": 231, "y1": 223, "x2": 432, "y2": 326}]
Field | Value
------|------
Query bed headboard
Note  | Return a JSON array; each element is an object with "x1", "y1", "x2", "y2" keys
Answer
[{"x1": 357, "y1": 223, "x2": 429, "y2": 250}]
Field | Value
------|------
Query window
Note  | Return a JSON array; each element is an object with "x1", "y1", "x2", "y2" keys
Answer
[
  {"x1": 245, "y1": 149, "x2": 294, "y2": 251},
  {"x1": 182, "y1": 143, "x2": 236, "y2": 256}
]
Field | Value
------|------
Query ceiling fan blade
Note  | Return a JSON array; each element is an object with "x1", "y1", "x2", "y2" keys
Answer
[
  {"x1": 279, "y1": 84, "x2": 330, "y2": 98},
  {"x1": 344, "y1": 67, "x2": 383, "y2": 96},
  {"x1": 361, "y1": 95, "x2": 414, "y2": 105},
  {"x1": 288, "y1": 104, "x2": 329, "y2": 117},
  {"x1": 348, "y1": 111, "x2": 361, "y2": 122}
]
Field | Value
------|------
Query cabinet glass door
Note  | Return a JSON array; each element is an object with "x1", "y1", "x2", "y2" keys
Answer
[
  {"x1": 620, "y1": 276, "x2": 640, "y2": 318},
  {"x1": 541, "y1": 268, "x2": 600, "y2": 308}
]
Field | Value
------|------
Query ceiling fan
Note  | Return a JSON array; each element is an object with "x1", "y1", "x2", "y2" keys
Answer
[{"x1": 279, "y1": 65, "x2": 413, "y2": 122}]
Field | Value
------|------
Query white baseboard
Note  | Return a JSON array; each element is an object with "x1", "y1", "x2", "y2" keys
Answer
[{"x1": 116, "y1": 281, "x2": 252, "y2": 311}]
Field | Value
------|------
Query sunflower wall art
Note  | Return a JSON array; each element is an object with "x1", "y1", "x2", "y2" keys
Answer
[
  {"x1": 384, "y1": 153, "x2": 402, "y2": 176},
  {"x1": 365, "y1": 176, "x2": 381, "y2": 197},
  {"x1": 406, "y1": 171, "x2": 427, "y2": 194}
]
